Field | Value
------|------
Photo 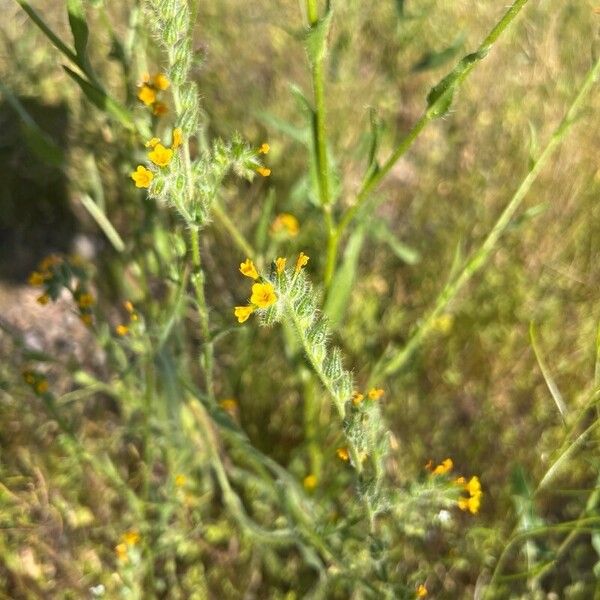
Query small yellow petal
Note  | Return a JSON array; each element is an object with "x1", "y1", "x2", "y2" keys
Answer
[
  {"x1": 256, "y1": 166, "x2": 271, "y2": 177},
  {"x1": 152, "y1": 101, "x2": 169, "y2": 116},
  {"x1": 258, "y1": 142, "x2": 270, "y2": 154},
  {"x1": 145, "y1": 137, "x2": 161, "y2": 148},
  {"x1": 336, "y1": 447, "x2": 350, "y2": 462},
  {"x1": 368, "y1": 387, "x2": 384, "y2": 400},
  {"x1": 153, "y1": 73, "x2": 170, "y2": 90},
  {"x1": 137, "y1": 85, "x2": 156, "y2": 106},
  {"x1": 172, "y1": 127, "x2": 183, "y2": 149},
  {"x1": 303, "y1": 474, "x2": 317, "y2": 490},
  {"x1": 295, "y1": 252, "x2": 309, "y2": 273},
  {"x1": 131, "y1": 165, "x2": 154, "y2": 188},
  {"x1": 115, "y1": 324, "x2": 129, "y2": 336},
  {"x1": 147, "y1": 144, "x2": 173, "y2": 167},
  {"x1": 275, "y1": 257, "x2": 287, "y2": 274},
  {"x1": 239, "y1": 259, "x2": 259, "y2": 280},
  {"x1": 250, "y1": 283, "x2": 277, "y2": 308},
  {"x1": 234, "y1": 305, "x2": 254, "y2": 323}
]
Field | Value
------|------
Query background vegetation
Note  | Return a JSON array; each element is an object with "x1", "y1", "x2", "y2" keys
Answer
[{"x1": 1, "y1": 0, "x2": 599, "y2": 598}]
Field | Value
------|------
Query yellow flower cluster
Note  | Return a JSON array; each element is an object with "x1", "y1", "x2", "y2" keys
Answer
[
  {"x1": 137, "y1": 72, "x2": 170, "y2": 116},
  {"x1": 131, "y1": 128, "x2": 183, "y2": 188},
  {"x1": 28, "y1": 255, "x2": 61, "y2": 305},
  {"x1": 233, "y1": 258, "x2": 278, "y2": 323},
  {"x1": 457, "y1": 475, "x2": 483, "y2": 514},
  {"x1": 115, "y1": 529, "x2": 141, "y2": 563},
  {"x1": 256, "y1": 141, "x2": 271, "y2": 177},
  {"x1": 74, "y1": 288, "x2": 95, "y2": 326},
  {"x1": 115, "y1": 300, "x2": 139, "y2": 337},
  {"x1": 22, "y1": 370, "x2": 49, "y2": 395},
  {"x1": 351, "y1": 387, "x2": 385, "y2": 406}
]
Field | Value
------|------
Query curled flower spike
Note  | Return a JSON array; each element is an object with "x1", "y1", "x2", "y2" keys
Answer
[
  {"x1": 275, "y1": 257, "x2": 287, "y2": 274},
  {"x1": 131, "y1": 165, "x2": 154, "y2": 188},
  {"x1": 303, "y1": 474, "x2": 317, "y2": 491},
  {"x1": 148, "y1": 144, "x2": 173, "y2": 167},
  {"x1": 172, "y1": 127, "x2": 183, "y2": 149},
  {"x1": 250, "y1": 282, "x2": 277, "y2": 308},
  {"x1": 336, "y1": 447, "x2": 350, "y2": 462},
  {"x1": 153, "y1": 73, "x2": 170, "y2": 90},
  {"x1": 234, "y1": 305, "x2": 254, "y2": 323},
  {"x1": 256, "y1": 166, "x2": 271, "y2": 177},
  {"x1": 368, "y1": 387, "x2": 384, "y2": 400},
  {"x1": 258, "y1": 142, "x2": 270, "y2": 154},
  {"x1": 432, "y1": 458, "x2": 453, "y2": 476},
  {"x1": 239, "y1": 258, "x2": 259, "y2": 280},
  {"x1": 145, "y1": 137, "x2": 160, "y2": 148},
  {"x1": 271, "y1": 213, "x2": 299, "y2": 237},
  {"x1": 295, "y1": 252, "x2": 310, "y2": 273},
  {"x1": 138, "y1": 85, "x2": 156, "y2": 106}
]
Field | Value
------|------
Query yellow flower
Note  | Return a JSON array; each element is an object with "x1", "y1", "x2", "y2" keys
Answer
[
  {"x1": 303, "y1": 474, "x2": 317, "y2": 491},
  {"x1": 124, "y1": 300, "x2": 135, "y2": 314},
  {"x1": 137, "y1": 84, "x2": 156, "y2": 106},
  {"x1": 148, "y1": 144, "x2": 173, "y2": 167},
  {"x1": 35, "y1": 379, "x2": 49, "y2": 394},
  {"x1": 458, "y1": 475, "x2": 483, "y2": 514},
  {"x1": 115, "y1": 324, "x2": 129, "y2": 336},
  {"x1": 416, "y1": 584, "x2": 428, "y2": 598},
  {"x1": 122, "y1": 530, "x2": 140, "y2": 546},
  {"x1": 432, "y1": 458, "x2": 453, "y2": 476},
  {"x1": 295, "y1": 252, "x2": 309, "y2": 273},
  {"x1": 352, "y1": 391, "x2": 364, "y2": 406},
  {"x1": 336, "y1": 447, "x2": 350, "y2": 462},
  {"x1": 145, "y1": 137, "x2": 160, "y2": 148},
  {"x1": 259, "y1": 142, "x2": 270, "y2": 154},
  {"x1": 80, "y1": 314, "x2": 93, "y2": 327},
  {"x1": 28, "y1": 271, "x2": 45, "y2": 286},
  {"x1": 458, "y1": 494, "x2": 481, "y2": 514},
  {"x1": 152, "y1": 101, "x2": 169, "y2": 116},
  {"x1": 172, "y1": 127, "x2": 183, "y2": 149},
  {"x1": 250, "y1": 282, "x2": 277, "y2": 308},
  {"x1": 239, "y1": 258, "x2": 259, "y2": 280},
  {"x1": 175, "y1": 474, "x2": 187, "y2": 488},
  {"x1": 36, "y1": 294, "x2": 50, "y2": 305},
  {"x1": 271, "y1": 213, "x2": 299, "y2": 237},
  {"x1": 275, "y1": 257, "x2": 287, "y2": 274},
  {"x1": 219, "y1": 398, "x2": 238, "y2": 414},
  {"x1": 234, "y1": 305, "x2": 254, "y2": 323},
  {"x1": 77, "y1": 292, "x2": 94, "y2": 308},
  {"x1": 153, "y1": 73, "x2": 170, "y2": 90},
  {"x1": 256, "y1": 166, "x2": 271, "y2": 177},
  {"x1": 432, "y1": 313, "x2": 454, "y2": 334},
  {"x1": 454, "y1": 476, "x2": 466, "y2": 486},
  {"x1": 115, "y1": 542, "x2": 128, "y2": 562},
  {"x1": 368, "y1": 387, "x2": 384, "y2": 400},
  {"x1": 131, "y1": 165, "x2": 154, "y2": 188},
  {"x1": 467, "y1": 476, "x2": 481, "y2": 497}
]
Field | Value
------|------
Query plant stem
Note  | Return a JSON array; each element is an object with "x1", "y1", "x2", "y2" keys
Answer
[
  {"x1": 371, "y1": 55, "x2": 600, "y2": 382},
  {"x1": 332, "y1": 0, "x2": 531, "y2": 275},
  {"x1": 212, "y1": 200, "x2": 256, "y2": 259}
]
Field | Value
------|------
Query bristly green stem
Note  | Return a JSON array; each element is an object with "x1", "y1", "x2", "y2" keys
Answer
[
  {"x1": 370, "y1": 55, "x2": 600, "y2": 382},
  {"x1": 330, "y1": 0, "x2": 531, "y2": 278}
]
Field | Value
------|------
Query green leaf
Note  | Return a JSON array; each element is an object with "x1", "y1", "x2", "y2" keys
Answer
[
  {"x1": 254, "y1": 188, "x2": 276, "y2": 253},
  {"x1": 67, "y1": 0, "x2": 89, "y2": 67},
  {"x1": 304, "y1": 8, "x2": 333, "y2": 67},
  {"x1": 324, "y1": 227, "x2": 366, "y2": 325},
  {"x1": 369, "y1": 219, "x2": 420, "y2": 265},
  {"x1": 79, "y1": 193, "x2": 125, "y2": 253},
  {"x1": 62, "y1": 66, "x2": 135, "y2": 129},
  {"x1": 256, "y1": 110, "x2": 308, "y2": 145},
  {"x1": 412, "y1": 33, "x2": 465, "y2": 72}
]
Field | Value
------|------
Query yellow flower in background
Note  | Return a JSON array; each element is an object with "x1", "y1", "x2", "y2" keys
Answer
[
  {"x1": 271, "y1": 213, "x2": 299, "y2": 237},
  {"x1": 148, "y1": 144, "x2": 173, "y2": 167},
  {"x1": 77, "y1": 293, "x2": 94, "y2": 308},
  {"x1": 219, "y1": 398, "x2": 238, "y2": 414},
  {"x1": 80, "y1": 314, "x2": 93, "y2": 327},
  {"x1": 35, "y1": 379, "x2": 49, "y2": 394},
  {"x1": 234, "y1": 305, "x2": 254, "y2": 323},
  {"x1": 458, "y1": 475, "x2": 483, "y2": 514},
  {"x1": 275, "y1": 257, "x2": 287, "y2": 274},
  {"x1": 131, "y1": 165, "x2": 154, "y2": 188},
  {"x1": 432, "y1": 313, "x2": 454, "y2": 334},
  {"x1": 336, "y1": 447, "x2": 350, "y2": 462},
  {"x1": 152, "y1": 101, "x2": 168, "y2": 116},
  {"x1": 416, "y1": 584, "x2": 428, "y2": 598},
  {"x1": 137, "y1": 84, "x2": 156, "y2": 106},
  {"x1": 467, "y1": 476, "x2": 481, "y2": 497},
  {"x1": 256, "y1": 166, "x2": 271, "y2": 177},
  {"x1": 122, "y1": 530, "x2": 140, "y2": 546},
  {"x1": 295, "y1": 252, "x2": 309, "y2": 273},
  {"x1": 153, "y1": 73, "x2": 170, "y2": 90},
  {"x1": 432, "y1": 458, "x2": 453, "y2": 476},
  {"x1": 28, "y1": 271, "x2": 45, "y2": 286},
  {"x1": 115, "y1": 324, "x2": 129, "y2": 336},
  {"x1": 172, "y1": 127, "x2": 183, "y2": 149},
  {"x1": 239, "y1": 258, "x2": 259, "y2": 280},
  {"x1": 36, "y1": 294, "x2": 49, "y2": 305},
  {"x1": 368, "y1": 388, "x2": 384, "y2": 401},
  {"x1": 115, "y1": 542, "x2": 128, "y2": 562},
  {"x1": 145, "y1": 137, "x2": 160, "y2": 148},
  {"x1": 303, "y1": 474, "x2": 317, "y2": 491},
  {"x1": 175, "y1": 474, "x2": 187, "y2": 488},
  {"x1": 259, "y1": 142, "x2": 270, "y2": 154},
  {"x1": 250, "y1": 282, "x2": 277, "y2": 308}
]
